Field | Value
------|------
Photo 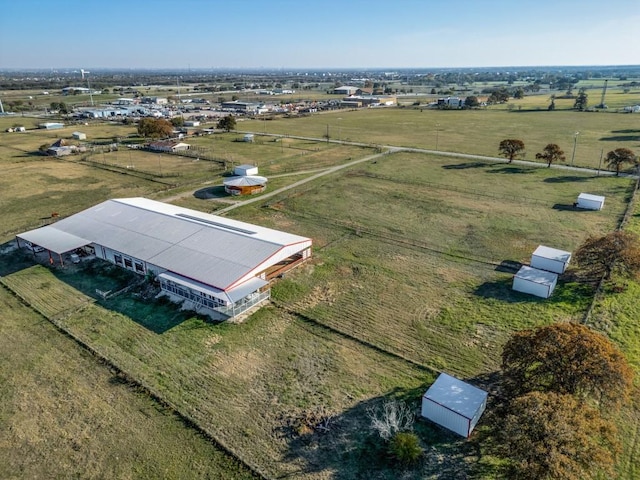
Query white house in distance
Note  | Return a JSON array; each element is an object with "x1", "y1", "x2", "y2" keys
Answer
[
  {"x1": 421, "y1": 373, "x2": 488, "y2": 438},
  {"x1": 576, "y1": 193, "x2": 605, "y2": 211},
  {"x1": 234, "y1": 164, "x2": 258, "y2": 176},
  {"x1": 148, "y1": 140, "x2": 190, "y2": 152},
  {"x1": 16, "y1": 198, "x2": 312, "y2": 320},
  {"x1": 513, "y1": 265, "x2": 558, "y2": 298},
  {"x1": 530, "y1": 245, "x2": 572, "y2": 274}
]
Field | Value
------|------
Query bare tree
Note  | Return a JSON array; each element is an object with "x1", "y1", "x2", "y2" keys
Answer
[{"x1": 367, "y1": 399, "x2": 415, "y2": 441}]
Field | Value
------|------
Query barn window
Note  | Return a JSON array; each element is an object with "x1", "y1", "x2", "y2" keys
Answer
[
  {"x1": 135, "y1": 262, "x2": 144, "y2": 273},
  {"x1": 124, "y1": 258, "x2": 133, "y2": 269},
  {"x1": 114, "y1": 254, "x2": 123, "y2": 265}
]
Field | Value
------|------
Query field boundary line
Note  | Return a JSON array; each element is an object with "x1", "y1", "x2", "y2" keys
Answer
[{"x1": 0, "y1": 281, "x2": 268, "y2": 480}]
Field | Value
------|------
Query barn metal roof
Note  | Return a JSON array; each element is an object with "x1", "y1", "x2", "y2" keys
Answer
[
  {"x1": 423, "y1": 373, "x2": 488, "y2": 420},
  {"x1": 17, "y1": 228, "x2": 90, "y2": 254},
  {"x1": 17, "y1": 198, "x2": 311, "y2": 291}
]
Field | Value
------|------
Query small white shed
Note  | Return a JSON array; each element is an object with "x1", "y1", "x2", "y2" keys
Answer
[
  {"x1": 243, "y1": 133, "x2": 255, "y2": 142},
  {"x1": 72, "y1": 131, "x2": 87, "y2": 140},
  {"x1": 576, "y1": 193, "x2": 605, "y2": 211},
  {"x1": 421, "y1": 373, "x2": 488, "y2": 438},
  {"x1": 513, "y1": 266, "x2": 558, "y2": 298},
  {"x1": 531, "y1": 245, "x2": 572, "y2": 274},
  {"x1": 234, "y1": 164, "x2": 258, "y2": 176}
]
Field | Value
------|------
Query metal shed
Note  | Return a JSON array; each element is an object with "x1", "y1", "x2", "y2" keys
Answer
[
  {"x1": 421, "y1": 373, "x2": 488, "y2": 438},
  {"x1": 513, "y1": 266, "x2": 558, "y2": 298},
  {"x1": 530, "y1": 245, "x2": 572, "y2": 274},
  {"x1": 234, "y1": 164, "x2": 259, "y2": 176},
  {"x1": 72, "y1": 131, "x2": 87, "y2": 140},
  {"x1": 576, "y1": 193, "x2": 605, "y2": 210}
]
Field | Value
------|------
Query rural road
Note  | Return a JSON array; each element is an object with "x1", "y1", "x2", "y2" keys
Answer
[{"x1": 159, "y1": 132, "x2": 637, "y2": 214}]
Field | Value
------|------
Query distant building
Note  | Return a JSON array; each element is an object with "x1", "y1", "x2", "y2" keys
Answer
[
  {"x1": 234, "y1": 164, "x2": 258, "y2": 176},
  {"x1": 72, "y1": 131, "x2": 87, "y2": 140},
  {"x1": 39, "y1": 122, "x2": 64, "y2": 130},
  {"x1": 224, "y1": 175, "x2": 267, "y2": 196},
  {"x1": 148, "y1": 141, "x2": 190, "y2": 153},
  {"x1": 333, "y1": 86, "x2": 359, "y2": 95}
]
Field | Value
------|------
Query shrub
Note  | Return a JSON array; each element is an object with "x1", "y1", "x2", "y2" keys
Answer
[{"x1": 388, "y1": 432, "x2": 423, "y2": 466}]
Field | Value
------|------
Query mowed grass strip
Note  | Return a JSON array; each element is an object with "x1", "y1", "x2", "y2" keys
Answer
[
  {"x1": 0, "y1": 286, "x2": 258, "y2": 480},
  {"x1": 257, "y1": 153, "x2": 632, "y2": 375}
]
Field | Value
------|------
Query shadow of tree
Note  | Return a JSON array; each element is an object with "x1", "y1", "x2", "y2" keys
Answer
[
  {"x1": 487, "y1": 166, "x2": 534, "y2": 175},
  {"x1": 441, "y1": 162, "x2": 488, "y2": 170},
  {"x1": 279, "y1": 384, "x2": 493, "y2": 479},
  {"x1": 599, "y1": 135, "x2": 640, "y2": 142},
  {"x1": 543, "y1": 175, "x2": 592, "y2": 183}
]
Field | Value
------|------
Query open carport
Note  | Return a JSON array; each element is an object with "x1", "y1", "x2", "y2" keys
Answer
[{"x1": 16, "y1": 227, "x2": 90, "y2": 266}]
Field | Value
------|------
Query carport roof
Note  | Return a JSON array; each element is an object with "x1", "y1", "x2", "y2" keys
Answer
[{"x1": 17, "y1": 228, "x2": 90, "y2": 254}]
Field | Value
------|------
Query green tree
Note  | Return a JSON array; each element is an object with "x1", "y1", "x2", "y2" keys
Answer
[
  {"x1": 137, "y1": 118, "x2": 173, "y2": 138},
  {"x1": 605, "y1": 147, "x2": 637, "y2": 176},
  {"x1": 513, "y1": 87, "x2": 524, "y2": 99},
  {"x1": 217, "y1": 115, "x2": 236, "y2": 132},
  {"x1": 548, "y1": 95, "x2": 556, "y2": 111},
  {"x1": 498, "y1": 139, "x2": 525, "y2": 163},
  {"x1": 501, "y1": 392, "x2": 619, "y2": 480},
  {"x1": 170, "y1": 116, "x2": 185, "y2": 128},
  {"x1": 502, "y1": 323, "x2": 633, "y2": 408},
  {"x1": 535, "y1": 143, "x2": 566, "y2": 167},
  {"x1": 488, "y1": 87, "x2": 509, "y2": 104},
  {"x1": 573, "y1": 87, "x2": 588, "y2": 111},
  {"x1": 574, "y1": 231, "x2": 640, "y2": 280},
  {"x1": 464, "y1": 96, "x2": 480, "y2": 108},
  {"x1": 388, "y1": 432, "x2": 423, "y2": 467}
]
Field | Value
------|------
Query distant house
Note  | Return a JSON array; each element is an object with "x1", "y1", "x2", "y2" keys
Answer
[
  {"x1": 438, "y1": 97, "x2": 464, "y2": 109},
  {"x1": 221, "y1": 101, "x2": 258, "y2": 113},
  {"x1": 149, "y1": 141, "x2": 190, "y2": 152},
  {"x1": 184, "y1": 120, "x2": 200, "y2": 127}
]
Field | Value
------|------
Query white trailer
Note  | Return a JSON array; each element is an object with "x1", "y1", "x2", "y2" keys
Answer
[
  {"x1": 513, "y1": 266, "x2": 558, "y2": 298},
  {"x1": 576, "y1": 193, "x2": 605, "y2": 210},
  {"x1": 531, "y1": 245, "x2": 572, "y2": 274},
  {"x1": 421, "y1": 373, "x2": 488, "y2": 438}
]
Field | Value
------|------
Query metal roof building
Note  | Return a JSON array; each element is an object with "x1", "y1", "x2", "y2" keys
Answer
[
  {"x1": 17, "y1": 198, "x2": 312, "y2": 319},
  {"x1": 421, "y1": 373, "x2": 488, "y2": 438}
]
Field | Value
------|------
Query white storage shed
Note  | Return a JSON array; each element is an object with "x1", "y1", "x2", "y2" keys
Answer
[
  {"x1": 421, "y1": 373, "x2": 488, "y2": 438},
  {"x1": 531, "y1": 245, "x2": 572, "y2": 274},
  {"x1": 234, "y1": 164, "x2": 258, "y2": 176},
  {"x1": 72, "y1": 131, "x2": 87, "y2": 140},
  {"x1": 513, "y1": 266, "x2": 558, "y2": 298},
  {"x1": 576, "y1": 193, "x2": 605, "y2": 211}
]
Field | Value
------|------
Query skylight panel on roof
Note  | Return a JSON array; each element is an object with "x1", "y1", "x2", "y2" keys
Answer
[{"x1": 175, "y1": 213, "x2": 257, "y2": 235}]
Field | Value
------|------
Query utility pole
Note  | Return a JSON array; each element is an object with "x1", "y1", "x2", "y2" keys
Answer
[
  {"x1": 570, "y1": 131, "x2": 579, "y2": 167},
  {"x1": 597, "y1": 149, "x2": 603, "y2": 176},
  {"x1": 326, "y1": 124, "x2": 329, "y2": 143}
]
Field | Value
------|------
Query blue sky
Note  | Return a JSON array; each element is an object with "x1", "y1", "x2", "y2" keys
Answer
[{"x1": 1, "y1": 0, "x2": 638, "y2": 69}]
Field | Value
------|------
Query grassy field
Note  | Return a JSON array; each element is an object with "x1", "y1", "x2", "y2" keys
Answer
[
  {"x1": 242, "y1": 108, "x2": 640, "y2": 170},
  {"x1": 0, "y1": 284, "x2": 258, "y2": 480},
  {"x1": 2, "y1": 102, "x2": 640, "y2": 478}
]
